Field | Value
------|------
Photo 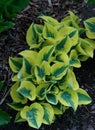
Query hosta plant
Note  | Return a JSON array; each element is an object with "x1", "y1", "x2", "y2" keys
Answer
[{"x1": 8, "y1": 11, "x2": 95, "y2": 129}]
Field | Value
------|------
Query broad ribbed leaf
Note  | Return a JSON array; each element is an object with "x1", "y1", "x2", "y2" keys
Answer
[
  {"x1": 3, "y1": 0, "x2": 30, "y2": 18},
  {"x1": 20, "y1": 103, "x2": 44, "y2": 129},
  {"x1": 76, "y1": 88, "x2": 92, "y2": 105},
  {"x1": 58, "y1": 89, "x2": 78, "y2": 111},
  {"x1": 10, "y1": 82, "x2": 27, "y2": 104},
  {"x1": 0, "y1": 109, "x2": 11, "y2": 126},
  {"x1": 87, "y1": 0, "x2": 95, "y2": 5},
  {"x1": 0, "y1": 20, "x2": 14, "y2": 33},
  {"x1": 41, "y1": 103, "x2": 54, "y2": 125},
  {"x1": 84, "y1": 17, "x2": 95, "y2": 39},
  {"x1": 17, "y1": 81, "x2": 36, "y2": 101},
  {"x1": 9, "y1": 57, "x2": 22, "y2": 73}
]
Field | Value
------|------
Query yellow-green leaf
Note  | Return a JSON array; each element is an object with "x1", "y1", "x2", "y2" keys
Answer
[
  {"x1": 10, "y1": 82, "x2": 27, "y2": 104},
  {"x1": 39, "y1": 16, "x2": 59, "y2": 26},
  {"x1": 19, "y1": 50, "x2": 38, "y2": 66},
  {"x1": 20, "y1": 103, "x2": 44, "y2": 129},
  {"x1": 69, "y1": 50, "x2": 81, "y2": 68},
  {"x1": 84, "y1": 17, "x2": 95, "y2": 39},
  {"x1": 56, "y1": 51, "x2": 69, "y2": 65},
  {"x1": 51, "y1": 62, "x2": 68, "y2": 80},
  {"x1": 52, "y1": 103, "x2": 67, "y2": 115},
  {"x1": 17, "y1": 58, "x2": 32, "y2": 80},
  {"x1": 59, "y1": 27, "x2": 78, "y2": 46},
  {"x1": 67, "y1": 69, "x2": 79, "y2": 90},
  {"x1": 76, "y1": 88, "x2": 92, "y2": 105},
  {"x1": 43, "y1": 23, "x2": 58, "y2": 40},
  {"x1": 15, "y1": 112, "x2": 26, "y2": 123},
  {"x1": 46, "y1": 93, "x2": 58, "y2": 105},
  {"x1": 77, "y1": 38, "x2": 94, "y2": 58},
  {"x1": 37, "y1": 83, "x2": 49, "y2": 100},
  {"x1": 58, "y1": 89, "x2": 78, "y2": 111},
  {"x1": 9, "y1": 57, "x2": 22, "y2": 73},
  {"x1": 56, "y1": 36, "x2": 72, "y2": 53},
  {"x1": 7, "y1": 102, "x2": 25, "y2": 111},
  {"x1": 38, "y1": 45, "x2": 55, "y2": 63},
  {"x1": 41, "y1": 103, "x2": 54, "y2": 125},
  {"x1": 17, "y1": 81, "x2": 36, "y2": 101},
  {"x1": 26, "y1": 23, "x2": 41, "y2": 49}
]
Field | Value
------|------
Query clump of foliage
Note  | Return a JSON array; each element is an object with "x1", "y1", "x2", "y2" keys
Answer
[
  {"x1": 0, "y1": 0, "x2": 30, "y2": 33},
  {"x1": 9, "y1": 11, "x2": 95, "y2": 129},
  {"x1": 0, "y1": 81, "x2": 11, "y2": 125},
  {"x1": 87, "y1": 0, "x2": 95, "y2": 5}
]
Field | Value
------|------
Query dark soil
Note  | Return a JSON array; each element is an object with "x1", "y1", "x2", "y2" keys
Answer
[{"x1": 0, "y1": 0, "x2": 95, "y2": 130}]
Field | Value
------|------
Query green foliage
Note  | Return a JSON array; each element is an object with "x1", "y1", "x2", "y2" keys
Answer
[
  {"x1": 0, "y1": 81, "x2": 11, "y2": 126},
  {"x1": 0, "y1": 109, "x2": 11, "y2": 126},
  {"x1": 87, "y1": 0, "x2": 95, "y2": 5},
  {"x1": 9, "y1": 11, "x2": 95, "y2": 129},
  {"x1": 0, "y1": 80, "x2": 4, "y2": 90},
  {"x1": 0, "y1": 0, "x2": 30, "y2": 33}
]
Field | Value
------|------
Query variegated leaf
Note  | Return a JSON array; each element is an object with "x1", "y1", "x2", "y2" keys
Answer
[
  {"x1": 17, "y1": 58, "x2": 32, "y2": 80},
  {"x1": 59, "y1": 26, "x2": 78, "y2": 46},
  {"x1": 58, "y1": 89, "x2": 78, "y2": 111},
  {"x1": 38, "y1": 45, "x2": 55, "y2": 63},
  {"x1": 76, "y1": 88, "x2": 92, "y2": 105},
  {"x1": 39, "y1": 16, "x2": 59, "y2": 26},
  {"x1": 67, "y1": 69, "x2": 79, "y2": 90},
  {"x1": 84, "y1": 17, "x2": 95, "y2": 39},
  {"x1": 9, "y1": 57, "x2": 22, "y2": 73},
  {"x1": 7, "y1": 102, "x2": 25, "y2": 111},
  {"x1": 43, "y1": 23, "x2": 58, "y2": 40},
  {"x1": 37, "y1": 83, "x2": 49, "y2": 100},
  {"x1": 46, "y1": 93, "x2": 58, "y2": 105},
  {"x1": 69, "y1": 50, "x2": 81, "y2": 68},
  {"x1": 20, "y1": 103, "x2": 44, "y2": 129},
  {"x1": 56, "y1": 36, "x2": 72, "y2": 53},
  {"x1": 41, "y1": 103, "x2": 54, "y2": 125},
  {"x1": 15, "y1": 112, "x2": 26, "y2": 123},
  {"x1": 17, "y1": 81, "x2": 36, "y2": 101},
  {"x1": 26, "y1": 23, "x2": 41, "y2": 48},
  {"x1": 51, "y1": 62, "x2": 68, "y2": 80},
  {"x1": 10, "y1": 82, "x2": 27, "y2": 104}
]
